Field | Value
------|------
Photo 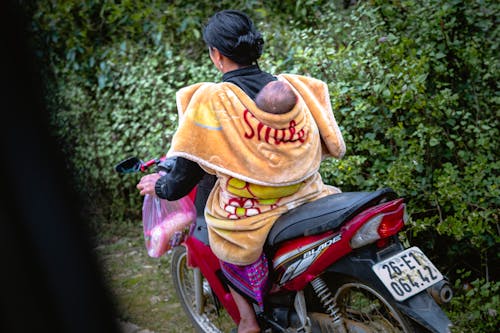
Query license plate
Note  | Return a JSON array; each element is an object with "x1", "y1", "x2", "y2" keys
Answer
[{"x1": 372, "y1": 247, "x2": 443, "y2": 301}]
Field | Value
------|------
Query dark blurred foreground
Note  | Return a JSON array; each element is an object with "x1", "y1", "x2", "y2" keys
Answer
[{"x1": 0, "y1": 2, "x2": 120, "y2": 332}]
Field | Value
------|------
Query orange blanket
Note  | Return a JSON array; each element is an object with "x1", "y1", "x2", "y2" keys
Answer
[{"x1": 168, "y1": 74, "x2": 345, "y2": 265}]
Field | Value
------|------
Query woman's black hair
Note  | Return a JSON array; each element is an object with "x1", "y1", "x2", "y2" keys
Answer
[{"x1": 202, "y1": 10, "x2": 264, "y2": 66}]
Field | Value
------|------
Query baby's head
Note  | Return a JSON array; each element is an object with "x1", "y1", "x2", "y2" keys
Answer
[{"x1": 255, "y1": 81, "x2": 297, "y2": 114}]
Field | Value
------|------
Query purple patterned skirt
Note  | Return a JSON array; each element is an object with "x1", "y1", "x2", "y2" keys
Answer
[{"x1": 219, "y1": 253, "x2": 269, "y2": 311}]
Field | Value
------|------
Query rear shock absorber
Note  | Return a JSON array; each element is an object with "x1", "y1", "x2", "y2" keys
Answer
[{"x1": 310, "y1": 277, "x2": 347, "y2": 333}]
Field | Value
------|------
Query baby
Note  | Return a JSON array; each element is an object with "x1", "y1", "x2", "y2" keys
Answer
[{"x1": 255, "y1": 80, "x2": 297, "y2": 114}]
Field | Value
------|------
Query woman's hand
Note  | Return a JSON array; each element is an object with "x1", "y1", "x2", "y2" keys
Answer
[{"x1": 136, "y1": 173, "x2": 161, "y2": 196}]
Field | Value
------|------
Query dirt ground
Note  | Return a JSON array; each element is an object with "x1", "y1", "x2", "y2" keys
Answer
[{"x1": 95, "y1": 232, "x2": 198, "y2": 333}]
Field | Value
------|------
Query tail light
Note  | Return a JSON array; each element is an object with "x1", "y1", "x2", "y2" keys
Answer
[
  {"x1": 377, "y1": 203, "x2": 406, "y2": 238},
  {"x1": 350, "y1": 203, "x2": 407, "y2": 249}
]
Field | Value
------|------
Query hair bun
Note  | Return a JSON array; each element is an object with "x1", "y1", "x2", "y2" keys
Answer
[
  {"x1": 236, "y1": 31, "x2": 260, "y2": 47},
  {"x1": 235, "y1": 31, "x2": 263, "y2": 60}
]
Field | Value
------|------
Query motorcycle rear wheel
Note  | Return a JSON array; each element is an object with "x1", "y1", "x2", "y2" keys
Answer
[
  {"x1": 171, "y1": 246, "x2": 234, "y2": 333},
  {"x1": 330, "y1": 280, "x2": 423, "y2": 333}
]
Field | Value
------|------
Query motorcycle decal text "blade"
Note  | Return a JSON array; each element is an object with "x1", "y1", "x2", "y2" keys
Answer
[{"x1": 276, "y1": 233, "x2": 342, "y2": 284}]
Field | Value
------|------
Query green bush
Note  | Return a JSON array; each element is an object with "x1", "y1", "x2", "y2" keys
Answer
[{"x1": 448, "y1": 271, "x2": 499, "y2": 333}]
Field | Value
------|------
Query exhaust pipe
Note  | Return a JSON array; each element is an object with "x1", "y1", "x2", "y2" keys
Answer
[{"x1": 428, "y1": 280, "x2": 453, "y2": 304}]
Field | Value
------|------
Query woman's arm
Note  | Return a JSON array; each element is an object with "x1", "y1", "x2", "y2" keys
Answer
[{"x1": 136, "y1": 157, "x2": 205, "y2": 200}]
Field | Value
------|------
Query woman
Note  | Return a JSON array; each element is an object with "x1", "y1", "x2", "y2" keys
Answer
[{"x1": 137, "y1": 10, "x2": 345, "y2": 333}]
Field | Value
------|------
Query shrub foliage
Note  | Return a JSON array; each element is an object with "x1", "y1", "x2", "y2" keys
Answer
[{"x1": 22, "y1": 1, "x2": 499, "y2": 330}]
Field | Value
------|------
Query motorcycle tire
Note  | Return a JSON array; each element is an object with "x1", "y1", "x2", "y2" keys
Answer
[
  {"x1": 327, "y1": 277, "x2": 426, "y2": 333},
  {"x1": 170, "y1": 245, "x2": 234, "y2": 333}
]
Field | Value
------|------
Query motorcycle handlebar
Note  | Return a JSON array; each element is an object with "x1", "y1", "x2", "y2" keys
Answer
[
  {"x1": 115, "y1": 155, "x2": 165, "y2": 174},
  {"x1": 139, "y1": 158, "x2": 160, "y2": 172}
]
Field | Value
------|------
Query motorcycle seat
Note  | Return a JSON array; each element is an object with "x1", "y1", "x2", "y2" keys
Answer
[{"x1": 266, "y1": 188, "x2": 398, "y2": 247}]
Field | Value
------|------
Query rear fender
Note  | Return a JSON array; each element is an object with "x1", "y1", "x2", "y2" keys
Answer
[{"x1": 325, "y1": 243, "x2": 452, "y2": 333}]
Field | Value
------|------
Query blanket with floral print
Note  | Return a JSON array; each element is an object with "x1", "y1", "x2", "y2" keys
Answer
[{"x1": 168, "y1": 74, "x2": 345, "y2": 265}]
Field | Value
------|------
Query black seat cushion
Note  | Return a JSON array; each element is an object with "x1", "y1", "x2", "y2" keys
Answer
[{"x1": 266, "y1": 188, "x2": 398, "y2": 247}]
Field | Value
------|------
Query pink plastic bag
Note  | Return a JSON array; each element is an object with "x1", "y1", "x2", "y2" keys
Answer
[{"x1": 142, "y1": 194, "x2": 196, "y2": 258}]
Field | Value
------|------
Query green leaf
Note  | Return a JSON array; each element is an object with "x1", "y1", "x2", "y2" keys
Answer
[{"x1": 429, "y1": 138, "x2": 440, "y2": 146}]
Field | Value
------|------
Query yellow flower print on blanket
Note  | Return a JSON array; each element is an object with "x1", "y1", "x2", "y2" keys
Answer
[{"x1": 224, "y1": 177, "x2": 302, "y2": 219}]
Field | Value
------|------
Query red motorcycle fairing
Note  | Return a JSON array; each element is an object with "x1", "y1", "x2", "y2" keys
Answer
[
  {"x1": 271, "y1": 231, "x2": 344, "y2": 288},
  {"x1": 270, "y1": 198, "x2": 406, "y2": 292}
]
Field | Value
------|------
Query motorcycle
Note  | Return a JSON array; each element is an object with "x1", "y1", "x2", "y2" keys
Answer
[{"x1": 116, "y1": 156, "x2": 454, "y2": 333}]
